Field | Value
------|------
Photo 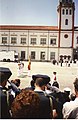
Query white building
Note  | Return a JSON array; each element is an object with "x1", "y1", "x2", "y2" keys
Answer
[{"x1": 0, "y1": 0, "x2": 78, "y2": 62}]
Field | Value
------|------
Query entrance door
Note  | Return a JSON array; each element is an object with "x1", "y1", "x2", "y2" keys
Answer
[
  {"x1": 21, "y1": 51, "x2": 25, "y2": 60},
  {"x1": 40, "y1": 52, "x2": 45, "y2": 61},
  {"x1": 73, "y1": 48, "x2": 78, "y2": 60}
]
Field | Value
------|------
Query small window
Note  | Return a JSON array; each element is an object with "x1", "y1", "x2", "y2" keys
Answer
[
  {"x1": 62, "y1": 9, "x2": 65, "y2": 15},
  {"x1": 65, "y1": 19, "x2": 68, "y2": 25},
  {"x1": 66, "y1": 9, "x2": 68, "y2": 15},
  {"x1": 76, "y1": 36, "x2": 78, "y2": 44},
  {"x1": 40, "y1": 38, "x2": 46, "y2": 45},
  {"x1": 50, "y1": 39, "x2": 56, "y2": 45},
  {"x1": 64, "y1": 34, "x2": 68, "y2": 38},
  {"x1": 30, "y1": 38, "x2": 36, "y2": 45},
  {"x1": 2, "y1": 37, "x2": 7, "y2": 44},
  {"x1": 21, "y1": 38, "x2": 26, "y2": 44},
  {"x1": 11, "y1": 37, "x2": 17, "y2": 44},
  {"x1": 69, "y1": 9, "x2": 72, "y2": 15}
]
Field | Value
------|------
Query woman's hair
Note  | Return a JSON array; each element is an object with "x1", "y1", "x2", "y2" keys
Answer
[{"x1": 11, "y1": 89, "x2": 40, "y2": 119}]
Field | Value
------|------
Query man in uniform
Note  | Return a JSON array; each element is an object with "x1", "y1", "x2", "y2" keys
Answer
[
  {"x1": 33, "y1": 74, "x2": 59, "y2": 119},
  {"x1": 0, "y1": 67, "x2": 12, "y2": 118}
]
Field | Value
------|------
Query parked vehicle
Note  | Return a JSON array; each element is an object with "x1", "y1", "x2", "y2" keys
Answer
[{"x1": 0, "y1": 51, "x2": 18, "y2": 62}]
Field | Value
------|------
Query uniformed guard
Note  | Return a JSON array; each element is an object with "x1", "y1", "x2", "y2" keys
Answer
[{"x1": 0, "y1": 67, "x2": 12, "y2": 118}]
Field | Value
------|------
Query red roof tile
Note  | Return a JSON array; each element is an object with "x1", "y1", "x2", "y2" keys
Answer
[{"x1": 0, "y1": 25, "x2": 58, "y2": 31}]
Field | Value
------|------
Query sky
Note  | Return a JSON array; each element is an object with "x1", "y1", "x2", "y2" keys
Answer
[{"x1": 0, "y1": 0, "x2": 78, "y2": 26}]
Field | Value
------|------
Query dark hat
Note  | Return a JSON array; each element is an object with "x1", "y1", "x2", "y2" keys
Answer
[
  {"x1": 32, "y1": 74, "x2": 50, "y2": 85},
  {"x1": 53, "y1": 72, "x2": 56, "y2": 74},
  {"x1": 0, "y1": 67, "x2": 12, "y2": 83}
]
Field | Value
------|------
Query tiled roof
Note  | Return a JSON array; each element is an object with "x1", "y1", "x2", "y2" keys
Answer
[{"x1": 0, "y1": 25, "x2": 58, "y2": 31}]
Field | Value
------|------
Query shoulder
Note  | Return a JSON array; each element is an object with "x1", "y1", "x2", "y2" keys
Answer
[
  {"x1": 68, "y1": 107, "x2": 78, "y2": 119},
  {"x1": 63, "y1": 101, "x2": 74, "y2": 108}
]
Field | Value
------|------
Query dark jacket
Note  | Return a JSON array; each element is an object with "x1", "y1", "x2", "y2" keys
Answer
[
  {"x1": 35, "y1": 91, "x2": 51, "y2": 119},
  {"x1": 0, "y1": 87, "x2": 11, "y2": 119}
]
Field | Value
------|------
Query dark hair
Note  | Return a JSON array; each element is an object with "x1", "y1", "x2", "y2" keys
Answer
[
  {"x1": 11, "y1": 79, "x2": 20, "y2": 87},
  {"x1": 35, "y1": 78, "x2": 46, "y2": 87},
  {"x1": 11, "y1": 89, "x2": 40, "y2": 119},
  {"x1": 73, "y1": 78, "x2": 78, "y2": 91},
  {"x1": 30, "y1": 80, "x2": 35, "y2": 87},
  {"x1": 53, "y1": 72, "x2": 56, "y2": 75},
  {"x1": 52, "y1": 81, "x2": 59, "y2": 88}
]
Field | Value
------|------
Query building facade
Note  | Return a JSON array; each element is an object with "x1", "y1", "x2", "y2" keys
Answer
[{"x1": 0, "y1": 0, "x2": 78, "y2": 61}]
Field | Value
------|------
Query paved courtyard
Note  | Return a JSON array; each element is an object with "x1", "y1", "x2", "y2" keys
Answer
[{"x1": 0, "y1": 61, "x2": 78, "y2": 93}]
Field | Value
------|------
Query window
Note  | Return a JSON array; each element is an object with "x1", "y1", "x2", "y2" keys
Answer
[
  {"x1": 2, "y1": 37, "x2": 7, "y2": 44},
  {"x1": 30, "y1": 38, "x2": 36, "y2": 44},
  {"x1": 66, "y1": 9, "x2": 68, "y2": 15},
  {"x1": 40, "y1": 38, "x2": 46, "y2": 45},
  {"x1": 69, "y1": 9, "x2": 72, "y2": 15},
  {"x1": 64, "y1": 34, "x2": 68, "y2": 38},
  {"x1": 62, "y1": 9, "x2": 65, "y2": 15},
  {"x1": 11, "y1": 37, "x2": 17, "y2": 44},
  {"x1": 50, "y1": 52, "x2": 55, "y2": 60},
  {"x1": 50, "y1": 39, "x2": 56, "y2": 45},
  {"x1": 21, "y1": 38, "x2": 26, "y2": 44},
  {"x1": 65, "y1": 19, "x2": 68, "y2": 25},
  {"x1": 76, "y1": 36, "x2": 78, "y2": 44},
  {"x1": 31, "y1": 51, "x2": 35, "y2": 60}
]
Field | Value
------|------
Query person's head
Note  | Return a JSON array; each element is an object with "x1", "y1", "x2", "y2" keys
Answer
[
  {"x1": 14, "y1": 79, "x2": 20, "y2": 87},
  {"x1": 11, "y1": 89, "x2": 40, "y2": 119},
  {"x1": 63, "y1": 87, "x2": 71, "y2": 96},
  {"x1": 35, "y1": 78, "x2": 46, "y2": 91},
  {"x1": 0, "y1": 67, "x2": 12, "y2": 87},
  {"x1": 11, "y1": 79, "x2": 20, "y2": 87},
  {"x1": 52, "y1": 81, "x2": 59, "y2": 88},
  {"x1": 33, "y1": 74, "x2": 50, "y2": 91},
  {"x1": 70, "y1": 93, "x2": 76, "y2": 101},
  {"x1": 73, "y1": 78, "x2": 78, "y2": 96},
  {"x1": 53, "y1": 72, "x2": 56, "y2": 75}
]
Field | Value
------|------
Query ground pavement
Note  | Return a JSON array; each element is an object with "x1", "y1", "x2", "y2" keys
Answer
[{"x1": 0, "y1": 61, "x2": 78, "y2": 93}]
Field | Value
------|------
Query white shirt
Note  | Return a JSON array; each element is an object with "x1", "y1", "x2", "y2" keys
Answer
[{"x1": 62, "y1": 97, "x2": 78, "y2": 119}]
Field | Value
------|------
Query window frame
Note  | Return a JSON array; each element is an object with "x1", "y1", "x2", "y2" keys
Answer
[
  {"x1": 11, "y1": 37, "x2": 17, "y2": 44},
  {"x1": 30, "y1": 38, "x2": 36, "y2": 45},
  {"x1": 50, "y1": 52, "x2": 55, "y2": 60},
  {"x1": 20, "y1": 37, "x2": 26, "y2": 44},
  {"x1": 40, "y1": 38, "x2": 46, "y2": 45},
  {"x1": 65, "y1": 19, "x2": 68, "y2": 25},
  {"x1": 66, "y1": 9, "x2": 68, "y2": 15},
  {"x1": 31, "y1": 51, "x2": 35, "y2": 60},
  {"x1": 76, "y1": 36, "x2": 78, "y2": 44},
  {"x1": 62, "y1": 9, "x2": 65, "y2": 15},
  {"x1": 50, "y1": 38, "x2": 56, "y2": 45},
  {"x1": 2, "y1": 37, "x2": 7, "y2": 44}
]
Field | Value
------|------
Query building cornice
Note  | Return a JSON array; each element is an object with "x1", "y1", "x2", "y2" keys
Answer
[{"x1": 0, "y1": 25, "x2": 58, "y2": 31}]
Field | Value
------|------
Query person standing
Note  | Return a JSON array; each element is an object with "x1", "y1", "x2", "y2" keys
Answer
[
  {"x1": 62, "y1": 78, "x2": 78, "y2": 119},
  {"x1": 33, "y1": 75, "x2": 59, "y2": 119},
  {"x1": 50, "y1": 72, "x2": 57, "y2": 85},
  {"x1": 0, "y1": 67, "x2": 12, "y2": 118},
  {"x1": 27, "y1": 55, "x2": 31, "y2": 77}
]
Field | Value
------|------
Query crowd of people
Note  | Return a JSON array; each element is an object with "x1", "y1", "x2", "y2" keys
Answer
[
  {"x1": 52, "y1": 58, "x2": 78, "y2": 67},
  {"x1": 0, "y1": 67, "x2": 78, "y2": 119}
]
